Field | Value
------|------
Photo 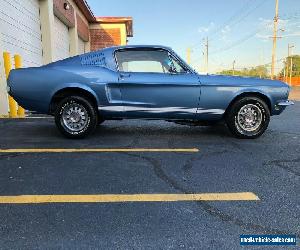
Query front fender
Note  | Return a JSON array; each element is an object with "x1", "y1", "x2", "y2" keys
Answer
[
  {"x1": 231, "y1": 86, "x2": 290, "y2": 115},
  {"x1": 232, "y1": 87, "x2": 273, "y2": 106}
]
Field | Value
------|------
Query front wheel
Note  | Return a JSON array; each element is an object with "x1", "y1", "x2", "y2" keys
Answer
[
  {"x1": 55, "y1": 96, "x2": 98, "y2": 139},
  {"x1": 225, "y1": 96, "x2": 270, "y2": 139}
]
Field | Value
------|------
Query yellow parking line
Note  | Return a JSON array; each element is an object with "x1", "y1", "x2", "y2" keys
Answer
[
  {"x1": 0, "y1": 116, "x2": 50, "y2": 119},
  {"x1": 0, "y1": 193, "x2": 259, "y2": 204},
  {"x1": 0, "y1": 148, "x2": 199, "y2": 153}
]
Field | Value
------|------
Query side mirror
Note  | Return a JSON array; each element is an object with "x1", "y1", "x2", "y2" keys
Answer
[{"x1": 169, "y1": 64, "x2": 177, "y2": 74}]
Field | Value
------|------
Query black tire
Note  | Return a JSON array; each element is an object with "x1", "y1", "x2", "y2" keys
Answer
[
  {"x1": 55, "y1": 96, "x2": 98, "y2": 139},
  {"x1": 225, "y1": 96, "x2": 270, "y2": 139}
]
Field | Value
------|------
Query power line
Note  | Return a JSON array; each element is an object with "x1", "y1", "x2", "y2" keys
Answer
[
  {"x1": 209, "y1": 0, "x2": 269, "y2": 43},
  {"x1": 191, "y1": 10, "x2": 286, "y2": 65},
  {"x1": 189, "y1": 0, "x2": 254, "y2": 49},
  {"x1": 190, "y1": 27, "x2": 263, "y2": 64},
  {"x1": 280, "y1": 12, "x2": 300, "y2": 20},
  {"x1": 202, "y1": 0, "x2": 253, "y2": 41},
  {"x1": 210, "y1": 29, "x2": 261, "y2": 55},
  {"x1": 189, "y1": 0, "x2": 271, "y2": 66}
]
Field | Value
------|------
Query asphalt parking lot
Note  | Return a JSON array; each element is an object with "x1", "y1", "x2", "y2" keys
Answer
[{"x1": 0, "y1": 96, "x2": 299, "y2": 249}]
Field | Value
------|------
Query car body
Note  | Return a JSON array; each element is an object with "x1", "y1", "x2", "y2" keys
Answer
[{"x1": 7, "y1": 45, "x2": 293, "y2": 138}]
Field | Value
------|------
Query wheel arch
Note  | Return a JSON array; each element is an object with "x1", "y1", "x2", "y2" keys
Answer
[
  {"x1": 49, "y1": 86, "x2": 99, "y2": 114},
  {"x1": 224, "y1": 91, "x2": 272, "y2": 117}
]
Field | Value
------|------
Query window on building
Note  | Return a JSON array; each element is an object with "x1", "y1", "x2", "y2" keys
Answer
[{"x1": 115, "y1": 49, "x2": 187, "y2": 74}]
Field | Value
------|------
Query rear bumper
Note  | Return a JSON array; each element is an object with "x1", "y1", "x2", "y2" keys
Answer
[{"x1": 6, "y1": 85, "x2": 11, "y2": 94}]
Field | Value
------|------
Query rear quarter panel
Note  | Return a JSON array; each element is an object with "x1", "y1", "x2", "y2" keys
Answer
[{"x1": 8, "y1": 65, "x2": 118, "y2": 113}]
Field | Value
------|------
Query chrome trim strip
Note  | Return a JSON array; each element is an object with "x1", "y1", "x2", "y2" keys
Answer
[
  {"x1": 98, "y1": 106, "x2": 225, "y2": 115},
  {"x1": 277, "y1": 100, "x2": 294, "y2": 106}
]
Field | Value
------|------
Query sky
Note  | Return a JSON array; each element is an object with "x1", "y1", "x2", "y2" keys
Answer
[{"x1": 87, "y1": 0, "x2": 300, "y2": 74}]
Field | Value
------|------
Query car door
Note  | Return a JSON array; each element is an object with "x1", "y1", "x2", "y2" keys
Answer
[{"x1": 115, "y1": 48, "x2": 201, "y2": 119}]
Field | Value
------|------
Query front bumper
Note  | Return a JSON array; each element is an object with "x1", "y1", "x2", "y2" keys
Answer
[
  {"x1": 273, "y1": 100, "x2": 294, "y2": 115},
  {"x1": 277, "y1": 100, "x2": 294, "y2": 107}
]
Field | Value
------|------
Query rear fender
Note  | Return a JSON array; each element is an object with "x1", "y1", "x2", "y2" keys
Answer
[{"x1": 50, "y1": 83, "x2": 100, "y2": 110}]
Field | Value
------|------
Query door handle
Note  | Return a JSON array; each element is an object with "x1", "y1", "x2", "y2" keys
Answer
[{"x1": 120, "y1": 73, "x2": 131, "y2": 79}]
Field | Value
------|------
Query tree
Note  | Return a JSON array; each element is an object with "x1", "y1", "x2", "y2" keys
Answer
[
  {"x1": 279, "y1": 55, "x2": 300, "y2": 77},
  {"x1": 218, "y1": 65, "x2": 269, "y2": 78}
]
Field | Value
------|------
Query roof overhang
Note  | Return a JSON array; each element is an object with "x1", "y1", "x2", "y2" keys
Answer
[
  {"x1": 71, "y1": 2, "x2": 133, "y2": 37},
  {"x1": 73, "y1": 0, "x2": 95, "y2": 22},
  {"x1": 94, "y1": 17, "x2": 133, "y2": 37}
]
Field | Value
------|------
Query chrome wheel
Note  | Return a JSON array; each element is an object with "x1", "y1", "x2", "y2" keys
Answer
[
  {"x1": 236, "y1": 104, "x2": 262, "y2": 132},
  {"x1": 61, "y1": 103, "x2": 88, "y2": 132}
]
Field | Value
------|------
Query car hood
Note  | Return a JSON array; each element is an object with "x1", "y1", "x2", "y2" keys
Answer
[{"x1": 198, "y1": 74, "x2": 288, "y2": 88}]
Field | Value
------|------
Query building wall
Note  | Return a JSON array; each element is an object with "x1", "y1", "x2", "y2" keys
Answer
[
  {"x1": 0, "y1": 0, "x2": 91, "y2": 115},
  {"x1": 76, "y1": 13, "x2": 89, "y2": 41},
  {"x1": 0, "y1": 33, "x2": 8, "y2": 115},
  {"x1": 53, "y1": 15, "x2": 70, "y2": 61},
  {"x1": 90, "y1": 28, "x2": 121, "y2": 51},
  {"x1": 53, "y1": 0, "x2": 75, "y2": 27},
  {"x1": 67, "y1": 0, "x2": 90, "y2": 53},
  {"x1": 89, "y1": 23, "x2": 127, "y2": 51},
  {"x1": 0, "y1": 0, "x2": 43, "y2": 67},
  {"x1": 52, "y1": 0, "x2": 90, "y2": 58},
  {"x1": 78, "y1": 36, "x2": 85, "y2": 54}
]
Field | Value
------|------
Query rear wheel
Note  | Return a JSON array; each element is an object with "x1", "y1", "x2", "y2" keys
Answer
[
  {"x1": 55, "y1": 96, "x2": 98, "y2": 139},
  {"x1": 225, "y1": 96, "x2": 270, "y2": 139}
]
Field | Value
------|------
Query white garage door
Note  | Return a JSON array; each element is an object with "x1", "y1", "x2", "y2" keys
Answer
[
  {"x1": 78, "y1": 36, "x2": 85, "y2": 55},
  {"x1": 0, "y1": 0, "x2": 43, "y2": 67},
  {"x1": 54, "y1": 15, "x2": 70, "y2": 61}
]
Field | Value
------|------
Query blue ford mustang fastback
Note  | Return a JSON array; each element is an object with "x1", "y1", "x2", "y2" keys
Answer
[{"x1": 7, "y1": 45, "x2": 293, "y2": 139}]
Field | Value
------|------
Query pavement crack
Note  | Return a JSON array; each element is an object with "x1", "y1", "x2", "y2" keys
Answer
[
  {"x1": 182, "y1": 155, "x2": 203, "y2": 173},
  {"x1": 264, "y1": 158, "x2": 300, "y2": 176},
  {"x1": 182, "y1": 150, "x2": 228, "y2": 173},
  {"x1": 122, "y1": 152, "x2": 185, "y2": 192},
  {"x1": 268, "y1": 130, "x2": 300, "y2": 137},
  {"x1": 196, "y1": 202, "x2": 298, "y2": 236},
  {"x1": 122, "y1": 152, "x2": 299, "y2": 237},
  {"x1": 0, "y1": 153, "x2": 24, "y2": 160}
]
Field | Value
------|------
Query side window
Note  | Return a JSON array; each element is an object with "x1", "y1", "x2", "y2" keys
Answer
[{"x1": 115, "y1": 49, "x2": 187, "y2": 74}]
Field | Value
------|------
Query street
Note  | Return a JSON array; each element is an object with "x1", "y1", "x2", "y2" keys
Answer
[{"x1": 0, "y1": 99, "x2": 299, "y2": 249}]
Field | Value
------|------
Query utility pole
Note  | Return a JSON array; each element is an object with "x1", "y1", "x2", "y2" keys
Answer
[
  {"x1": 290, "y1": 56, "x2": 293, "y2": 85},
  {"x1": 271, "y1": 0, "x2": 279, "y2": 80},
  {"x1": 287, "y1": 44, "x2": 294, "y2": 85},
  {"x1": 205, "y1": 37, "x2": 209, "y2": 74},
  {"x1": 285, "y1": 47, "x2": 288, "y2": 83},
  {"x1": 186, "y1": 48, "x2": 191, "y2": 65},
  {"x1": 260, "y1": 48, "x2": 264, "y2": 78},
  {"x1": 232, "y1": 60, "x2": 236, "y2": 76},
  {"x1": 290, "y1": 56, "x2": 293, "y2": 86}
]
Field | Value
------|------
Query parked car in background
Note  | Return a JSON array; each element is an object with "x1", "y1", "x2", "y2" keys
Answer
[{"x1": 7, "y1": 45, "x2": 293, "y2": 139}]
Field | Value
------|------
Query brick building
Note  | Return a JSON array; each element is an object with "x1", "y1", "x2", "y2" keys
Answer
[{"x1": 90, "y1": 17, "x2": 133, "y2": 51}]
